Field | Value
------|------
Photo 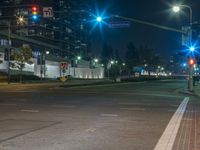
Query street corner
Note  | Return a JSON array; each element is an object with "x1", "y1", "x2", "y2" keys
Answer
[{"x1": 194, "y1": 86, "x2": 200, "y2": 97}]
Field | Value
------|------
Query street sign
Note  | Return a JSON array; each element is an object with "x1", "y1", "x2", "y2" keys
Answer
[
  {"x1": 60, "y1": 62, "x2": 68, "y2": 70},
  {"x1": 60, "y1": 76, "x2": 67, "y2": 82},
  {"x1": 182, "y1": 26, "x2": 192, "y2": 46},
  {"x1": 108, "y1": 21, "x2": 131, "y2": 28},
  {"x1": 43, "y1": 7, "x2": 53, "y2": 18}
]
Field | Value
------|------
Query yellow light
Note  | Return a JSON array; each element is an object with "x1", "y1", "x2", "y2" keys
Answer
[{"x1": 32, "y1": 11, "x2": 37, "y2": 15}]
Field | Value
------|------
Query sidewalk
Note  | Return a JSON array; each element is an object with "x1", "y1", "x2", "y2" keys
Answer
[
  {"x1": 0, "y1": 79, "x2": 113, "y2": 90},
  {"x1": 194, "y1": 85, "x2": 200, "y2": 97}
]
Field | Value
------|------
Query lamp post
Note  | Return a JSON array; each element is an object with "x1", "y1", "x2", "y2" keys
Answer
[
  {"x1": 173, "y1": 4, "x2": 194, "y2": 91},
  {"x1": 172, "y1": 5, "x2": 193, "y2": 25}
]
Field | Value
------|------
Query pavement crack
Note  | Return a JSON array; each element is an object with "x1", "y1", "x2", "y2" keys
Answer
[{"x1": 0, "y1": 121, "x2": 62, "y2": 144}]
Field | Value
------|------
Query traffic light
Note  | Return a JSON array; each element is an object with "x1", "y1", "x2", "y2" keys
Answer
[
  {"x1": 31, "y1": 5, "x2": 39, "y2": 21},
  {"x1": 188, "y1": 58, "x2": 195, "y2": 66}
]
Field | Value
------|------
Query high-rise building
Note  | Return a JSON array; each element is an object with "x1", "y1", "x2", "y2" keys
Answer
[{"x1": 0, "y1": 0, "x2": 92, "y2": 59}]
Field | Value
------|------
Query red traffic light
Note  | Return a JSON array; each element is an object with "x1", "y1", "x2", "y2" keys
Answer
[
  {"x1": 32, "y1": 6, "x2": 37, "y2": 11},
  {"x1": 188, "y1": 58, "x2": 195, "y2": 65}
]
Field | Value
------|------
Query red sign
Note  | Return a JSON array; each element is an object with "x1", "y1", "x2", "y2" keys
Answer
[{"x1": 60, "y1": 62, "x2": 68, "y2": 70}]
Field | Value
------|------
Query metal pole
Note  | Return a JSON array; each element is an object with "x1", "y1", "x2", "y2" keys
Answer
[
  {"x1": 40, "y1": 53, "x2": 43, "y2": 80},
  {"x1": 189, "y1": 64, "x2": 193, "y2": 92},
  {"x1": 184, "y1": 5, "x2": 193, "y2": 91},
  {"x1": 7, "y1": 22, "x2": 11, "y2": 84},
  {"x1": 113, "y1": 15, "x2": 184, "y2": 34}
]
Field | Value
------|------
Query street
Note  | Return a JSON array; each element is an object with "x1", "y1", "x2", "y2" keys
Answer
[{"x1": 0, "y1": 80, "x2": 199, "y2": 150}]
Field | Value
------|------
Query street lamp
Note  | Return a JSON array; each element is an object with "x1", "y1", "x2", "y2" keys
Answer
[
  {"x1": 96, "y1": 16, "x2": 103, "y2": 23},
  {"x1": 77, "y1": 56, "x2": 82, "y2": 60},
  {"x1": 189, "y1": 46, "x2": 195, "y2": 52},
  {"x1": 172, "y1": 4, "x2": 194, "y2": 91},
  {"x1": 110, "y1": 60, "x2": 114, "y2": 65},
  {"x1": 46, "y1": 51, "x2": 50, "y2": 55},
  {"x1": 172, "y1": 6, "x2": 180, "y2": 13},
  {"x1": 94, "y1": 58, "x2": 99, "y2": 63},
  {"x1": 17, "y1": 16, "x2": 25, "y2": 25},
  {"x1": 172, "y1": 5, "x2": 193, "y2": 25}
]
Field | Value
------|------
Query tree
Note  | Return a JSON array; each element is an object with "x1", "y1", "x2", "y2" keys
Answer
[
  {"x1": 101, "y1": 43, "x2": 114, "y2": 65},
  {"x1": 12, "y1": 44, "x2": 32, "y2": 83},
  {"x1": 125, "y1": 42, "x2": 139, "y2": 75},
  {"x1": 138, "y1": 45, "x2": 161, "y2": 76},
  {"x1": 101, "y1": 43, "x2": 115, "y2": 78}
]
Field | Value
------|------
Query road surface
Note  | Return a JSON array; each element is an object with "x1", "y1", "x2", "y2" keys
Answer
[{"x1": 0, "y1": 80, "x2": 199, "y2": 150}]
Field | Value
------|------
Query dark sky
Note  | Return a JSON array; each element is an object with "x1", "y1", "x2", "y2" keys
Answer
[{"x1": 90, "y1": 0, "x2": 200, "y2": 60}]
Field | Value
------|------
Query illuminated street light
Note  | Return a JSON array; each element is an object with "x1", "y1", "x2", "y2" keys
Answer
[
  {"x1": 96, "y1": 16, "x2": 102, "y2": 23},
  {"x1": 172, "y1": 5, "x2": 193, "y2": 25},
  {"x1": 94, "y1": 58, "x2": 99, "y2": 63},
  {"x1": 172, "y1": 6, "x2": 180, "y2": 13},
  {"x1": 17, "y1": 16, "x2": 25, "y2": 25},
  {"x1": 110, "y1": 60, "x2": 114, "y2": 64},
  {"x1": 189, "y1": 46, "x2": 195, "y2": 52},
  {"x1": 46, "y1": 51, "x2": 50, "y2": 55},
  {"x1": 122, "y1": 63, "x2": 126, "y2": 66},
  {"x1": 77, "y1": 56, "x2": 82, "y2": 60}
]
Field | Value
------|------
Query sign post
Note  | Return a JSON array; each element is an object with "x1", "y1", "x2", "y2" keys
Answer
[{"x1": 60, "y1": 62, "x2": 68, "y2": 83}]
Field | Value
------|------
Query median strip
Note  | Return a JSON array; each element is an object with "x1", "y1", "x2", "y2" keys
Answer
[{"x1": 154, "y1": 97, "x2": 189, "y2": 150}]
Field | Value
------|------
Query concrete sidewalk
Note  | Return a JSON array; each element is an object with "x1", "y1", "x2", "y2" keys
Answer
[
  {"x1": 0, "y1": 79, "x2": 113, "y2": 90},
  {"x1": 194, "y1": 85, "x2": 200, "y2": 97}
]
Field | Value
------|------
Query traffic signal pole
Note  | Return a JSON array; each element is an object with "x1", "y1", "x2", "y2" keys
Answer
[{"x1": 189, "y1": 64, "x2": 193, "y2": 91}]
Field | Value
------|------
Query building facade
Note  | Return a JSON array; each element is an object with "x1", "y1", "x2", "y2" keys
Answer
[{"x1": 0, "y1": 0, "x2": 92, "y2": 59}]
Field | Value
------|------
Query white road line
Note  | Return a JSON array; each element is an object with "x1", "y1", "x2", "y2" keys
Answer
[
  {"x1": 120, "y1": 108, "x2": 146, "y2": 111},
  {"x1": 51, "y1": 105, "x2": 75, "y2": 108},
  {"x1": 21, "y1": 109, "x2": 39, "y2": 113},
  {"x1": 100, "y1": 114, "x2": 118, "y2": 117},
  {"x1": 154, "y1": 97, "x2": 189, "y2": 150},
  {"x1": 119, "y1": 103, "x2": 179, "y2": 107}
]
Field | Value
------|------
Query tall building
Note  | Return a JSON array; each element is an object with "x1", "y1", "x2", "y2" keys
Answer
[{"x1": 0, "y1": 0, "x2": 92, "y2": 59}]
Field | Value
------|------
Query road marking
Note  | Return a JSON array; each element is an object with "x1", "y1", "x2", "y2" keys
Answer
[
  {"x1": 86, "y1": 128, "x2": 96, "y2": 133},
  {"x1": 120, "y1": 108, "x2": 146, "y2": 111},
  {"x1": 119, "y1": 103, "x2": 179, "y2": 107},
  {"x1": 100, "y1": 114, "x2": 118, "y2": 117},
  {"x1": 21, "y1": 109, "x2": 39, "y2": 113},
  {"x1": 51, "y1": 105, "x2": 75, "y2": 108},
  {"x1": 154, "y1": 97, "x2": 189, "y2": 150}
]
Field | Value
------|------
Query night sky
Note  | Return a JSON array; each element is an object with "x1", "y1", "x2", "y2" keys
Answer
[{"x1": 90, "y1": 0, "x2": 200, "y2": 61}]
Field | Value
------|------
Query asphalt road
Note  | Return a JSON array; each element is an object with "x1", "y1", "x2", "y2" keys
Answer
[{"x1": 0, "y1": 80, "x2": 199, "y2": 150}]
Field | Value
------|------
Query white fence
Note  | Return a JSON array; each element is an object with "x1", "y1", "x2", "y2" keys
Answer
[{"x1": 0, "y1": 52, "x2": 104, "y2": 79}]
